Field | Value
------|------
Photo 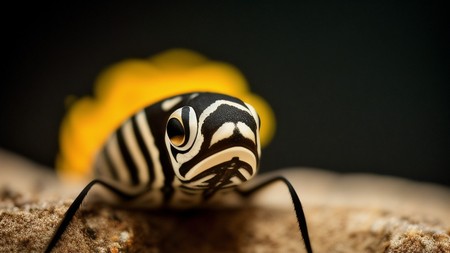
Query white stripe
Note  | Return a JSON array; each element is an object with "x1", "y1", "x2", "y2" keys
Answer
[
  {"x1": 136, "y1": 111, "x2": 164, "y2": 188},
  {"x1": 122, "y1": 120, "x2": 149, "y2": 184},
  {"x1": 173, "y1": 100, "x2": 252, "y2": 167},
  {"x1": 245, "y1": 103, "x2": 261, "y2": 158},
  {"x1": 189, "y1": 93, "x2": 199, "y2": 99},
  {"x1": 106, "y1": 134, "x2": 131, "y2": 184},
  {"x1": 162, "y1": 96, "x2": 182, "y2": 111},
  {"x1": 209, "y1": 122, "x2": 235, "y2": 147},
  {"x1": 236, "y1": 122, "x2": 256, "y2": 144},
  {"x1": 209, "y1": 121, "x2": 256, "y2": 148},
  {"x1": 238, "y1": 168, "x2": 252, "y2": 180}
]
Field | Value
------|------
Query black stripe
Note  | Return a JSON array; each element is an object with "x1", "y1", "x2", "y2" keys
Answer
[
  {"x1": 131, "y1": 115, "x2": 155, "y2": 186},
  {"x1": 103, "y1": 149, "x2": 119, "y2": 181},
  {"x1": 181, "y1": 106, "x2": 191, "y2": 143},
  {"x1": 144, "y1": 106, "x2": 175, "y2": 204},
  {"x1": 116, "y1": 127, "x2": 140, "y2": 185}
]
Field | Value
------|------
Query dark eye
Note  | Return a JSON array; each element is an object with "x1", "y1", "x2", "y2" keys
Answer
[
  {"x1": 167, "y1": 118, "x2": 185, "y2": 146},
  {"x1": 166, "y1": 106, "x2": 198, "y2": 150}
]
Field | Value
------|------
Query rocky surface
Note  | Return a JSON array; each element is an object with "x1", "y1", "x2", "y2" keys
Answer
[{"x1": 1, "y1": 149, "x2": 449, "y2": 253}]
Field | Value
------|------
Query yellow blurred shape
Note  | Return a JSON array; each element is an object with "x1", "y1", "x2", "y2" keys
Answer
[{"x1": 57, "y1": 49, "x2": 275, "y2": 181}]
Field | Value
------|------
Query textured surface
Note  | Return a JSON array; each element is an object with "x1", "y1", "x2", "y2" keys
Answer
[{"x1": 1, "y1": 149, "x2": 449, "y2": 253}]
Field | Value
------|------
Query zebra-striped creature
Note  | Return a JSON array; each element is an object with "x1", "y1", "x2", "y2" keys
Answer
[
  {"x1": 46, "y1": 92, "x2": 313, "y2": 253},
  {"x1": 96, "y1": 92, "x2": 262, "y2": 207},
  {"x1": 45, "y1": 50, "x2": 313, "y2": 253}
]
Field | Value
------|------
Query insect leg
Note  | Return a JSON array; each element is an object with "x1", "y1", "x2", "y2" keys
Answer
[
  {"x1": 45, "y1": 179, "x2": 144, "y2": 253},
  {"x1": 236, "y1": 176, "x2": 313, "y2": 253}
]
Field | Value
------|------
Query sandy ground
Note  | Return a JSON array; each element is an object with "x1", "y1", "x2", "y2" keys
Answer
[{"x1": 0, "y1": 148, "x2": 449, "y2": 253}]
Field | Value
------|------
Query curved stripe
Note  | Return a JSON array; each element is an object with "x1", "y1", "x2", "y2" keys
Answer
[
  {"x1": 162, "y1": 96, "x2": 182, "y2": 111},
  {"x1": 136, "y1": 111, "x2": 164, "y2": 189},
  {"x1": 106, "y1": 134, "x2": 131, "y2": 184},
  {"x1": 236, "y1": 122, "x2": 256, "y2": 144},
  {"x1": 209, "y1": 122, "x2": 235, "y2": 147},
  {"x1": 123, "y1": 120, "x2": 150, "y2": 185},
  {"x1": 131, "y1": 116, "x2": 155, "y2": 185},
  {"x1": 172, "y1": 100, "x2": 252, "y2": 171},
  {"x1": 117, "y1": 125, "x2": 139, "y2": 185}
]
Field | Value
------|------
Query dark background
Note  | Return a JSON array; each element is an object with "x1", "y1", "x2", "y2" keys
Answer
[{"x1": 1, "y1": 2, "x2": 449, "y2": 186}]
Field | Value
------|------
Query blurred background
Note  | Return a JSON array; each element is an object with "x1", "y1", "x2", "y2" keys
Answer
[{"x1": 1, "y1": 2, "x2": 448, "y2": 186}]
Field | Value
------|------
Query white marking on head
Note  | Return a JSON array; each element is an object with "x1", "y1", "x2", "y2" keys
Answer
[
  {"x1": 189, "y1": 93, "x2": 199, "y2": 99},
  {"x1": 245, "y1": 102, "x2": 261, "y2": 158},
  {"x1": 184, "y1": 147, "x2": 257, "y2": 180},
  {"x1": 209, "y1": 121, "x2": 256, "y2": 147},
  {"x1": 209, "y1": 122, "x2": 236, "y2": 147},
  {"x1": 162, "y1": 96, "x2": 183, "y2": 111},
  {"x1": 166, "y1": 99, "x2": 258, "y2": 181},
  {"x1": 176, "y1": 100, "x2": 252, "y2": 162},
  {"x1": 236, "y1": 122, "x2": 256, "y2": 144}
]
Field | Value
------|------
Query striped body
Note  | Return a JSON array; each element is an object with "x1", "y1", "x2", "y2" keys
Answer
[{"x1": 94, "y1": 92, "x2": 261, "y2": 208}]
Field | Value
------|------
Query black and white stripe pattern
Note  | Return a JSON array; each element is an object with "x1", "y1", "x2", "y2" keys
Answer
[{"x1": 94, "y1": 92, "x2": 261, "y2": 207}]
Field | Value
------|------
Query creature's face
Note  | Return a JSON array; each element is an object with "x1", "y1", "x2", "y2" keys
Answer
[{"x1": 164, "y1": 93, "x2": 261, "y2": 192}]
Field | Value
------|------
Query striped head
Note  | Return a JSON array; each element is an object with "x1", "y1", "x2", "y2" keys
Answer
[{"x1": 164, "y1": 93, "x2": 261, "y2": 194}]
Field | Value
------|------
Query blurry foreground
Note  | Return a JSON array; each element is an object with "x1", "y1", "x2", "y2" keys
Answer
[{"x1": 0, "y1": 149, "x2": 449, "y2": 252}]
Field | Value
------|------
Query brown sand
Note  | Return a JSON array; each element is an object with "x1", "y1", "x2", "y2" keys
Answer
[{"x1": 1, "y1": 149, "x2": 449, "y2": 253}]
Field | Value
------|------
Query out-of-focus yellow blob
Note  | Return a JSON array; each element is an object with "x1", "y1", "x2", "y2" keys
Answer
[{"x1": 57, "y1": 49, "x2": 275, "y2": 181}]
